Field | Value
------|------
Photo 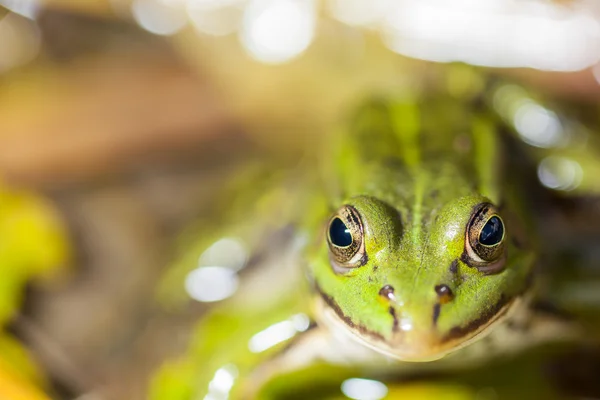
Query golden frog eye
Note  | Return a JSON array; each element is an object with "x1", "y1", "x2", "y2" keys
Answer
[
  {"x1": 327, "y1": 205, "x2": 366, "y2": 269},
  {"x1": 463, "y1": 203, "x2": 507, "y2": 274}
]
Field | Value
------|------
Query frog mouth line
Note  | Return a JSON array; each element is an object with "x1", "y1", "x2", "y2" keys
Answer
[
  {"x1": 314, "y1": 283, "x2": 520, "y2": 361},
  {"x1": 440, "y1": 292, "x2": 512, "y2": 343},
  {"x1": 315, "y1": 283, "x2": 387, "y2": 342}
]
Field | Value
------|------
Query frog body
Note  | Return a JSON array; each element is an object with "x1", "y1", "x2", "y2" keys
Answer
[
  {"x1": 308, "y1": 95, "x2": 536, "y2": 363},
  {"x1": 151, "y1": 72, "x2": 597, "y2": 400}
]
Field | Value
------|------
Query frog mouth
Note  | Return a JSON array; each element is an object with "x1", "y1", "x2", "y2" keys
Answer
[{"x1": 315, "y1": 286, "x2": 521, "y2": 362}]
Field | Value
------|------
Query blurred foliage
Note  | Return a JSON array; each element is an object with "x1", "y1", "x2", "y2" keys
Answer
[
  {"x1": 0, "y1": 183, "x2": 70, "y2": 324},
  {"x1": 0, "y1": 182, "x2": 70, "y2": 399},
  {"x1": 0, "y1": 335, "x2": 50, "y2": 400}
]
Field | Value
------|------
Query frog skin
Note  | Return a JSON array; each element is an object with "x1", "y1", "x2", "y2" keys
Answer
[
  {"x1": 150, "y1": 79, "x2": 585, "y2": 400},
  {"x1": 307, "y1": 95, "x2": 536, "y2": 363}
]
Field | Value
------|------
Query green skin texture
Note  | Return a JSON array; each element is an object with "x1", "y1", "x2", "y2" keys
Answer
[
  {"x1": 151, "y1": 88, "x2": 551, "y2": 400},
  {"x1": 307, "y1": 95, "x2": 535, "y2": 360}
]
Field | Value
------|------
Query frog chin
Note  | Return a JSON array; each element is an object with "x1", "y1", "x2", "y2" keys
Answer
[{"x1": 315, "y1": 295, "x2": 523, "y2": 362}]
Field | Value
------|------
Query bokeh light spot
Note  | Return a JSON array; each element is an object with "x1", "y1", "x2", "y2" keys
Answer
[
  {"x1": 185, "y1": 266, "x2": 239, "y2": 302},
  {"x1": 240, "y1": 0, "x2": 316, "y2": 64},
  {"x1": 537, "y1": 156, "x2": 583, "y2": 191},
  {"x1": 198, "y1": 237, "x2": 248, "y2": 271},
  {"x1": 513, "y1": 101, "x2": 564, "y2": 148},
  {"x1": 132, "y1": 0, "x2": 187, "y2": 36},
  {"x1": 341, "y1": 378, "x2": 388, "y2": 400},
  {"x1": 248, "y1": 313, "x2": 310, "y2": 353},
  {"x1": 0, "y1": 12, "x2": 41, "y2": 73}
]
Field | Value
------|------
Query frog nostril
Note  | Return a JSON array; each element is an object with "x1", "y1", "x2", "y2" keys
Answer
[
  {"x1": 434, "y1": 284, "x2": 454, "y2": 304},
  {"x1": 379, "y1": 285, "x2": 395, "y2": 301}
]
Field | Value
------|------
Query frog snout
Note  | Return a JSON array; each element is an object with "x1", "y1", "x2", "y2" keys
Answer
[{"x1": 379, "y1": 281, "x2": 455, "y2": 329}]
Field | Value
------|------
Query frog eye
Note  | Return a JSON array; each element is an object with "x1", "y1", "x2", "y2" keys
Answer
[
  {"x1": 463, "y1": 203, "x2": 507, "y2": 274},
  {"x1": 329, "y1": 217, "x2": 352, "y2": 247},
  {"x1": 479, "y1": 216, "x2": 504, "y2": 246},
  {"x1": 327, "y1": 205, "x2": 366, "y2": 269}
]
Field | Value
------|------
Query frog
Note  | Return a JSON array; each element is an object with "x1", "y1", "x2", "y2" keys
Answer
[{"x1": 150, "y1": 68, "x2": 600, "y2": 400}]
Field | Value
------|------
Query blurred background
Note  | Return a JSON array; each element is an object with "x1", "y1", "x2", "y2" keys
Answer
[{"x1": 1, "y1": 0, "x2": 600, "y2": 399}]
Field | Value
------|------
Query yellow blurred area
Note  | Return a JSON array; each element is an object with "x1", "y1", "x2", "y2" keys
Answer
[
  {"x1": 0, "y1": 334, "x2": 49, "y2": 399},
  {"x1": 0, "y1": 182, "x2": 68, "y2": 398},
  {"x1": 0, "y1": 365, "x2": 50, "y2": 400},
  {"x1": 386, "y1": 382, "x2": 477, "y2": 400},
  {"x1": 0, "y1": 183, "x2": 70, "y2": 324}
]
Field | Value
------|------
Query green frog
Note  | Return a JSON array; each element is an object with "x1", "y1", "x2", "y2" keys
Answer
[{"x1": 150, "y1": 69, "x2": 600, "y2": 400}]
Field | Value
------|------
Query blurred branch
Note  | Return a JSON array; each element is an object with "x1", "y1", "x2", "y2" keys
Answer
[
  {"x1": 13, "y1": 315, "x2": 96, "y2": 398},
  {"x1": 39, "y1": 0, "x2": 115, "y2": 17}
]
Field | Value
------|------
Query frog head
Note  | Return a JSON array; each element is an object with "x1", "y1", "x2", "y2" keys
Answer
[{"x1": 309, "y1": 192, "x2": 534, "y2": 361}]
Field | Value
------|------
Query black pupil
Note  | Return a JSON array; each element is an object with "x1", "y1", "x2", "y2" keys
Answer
[
  {"x1": 329, "y1": 218, "x2": 352, "y2": 247},
  {"x1": 479, "y1": 216, "x2": 504, "y2": 246}
]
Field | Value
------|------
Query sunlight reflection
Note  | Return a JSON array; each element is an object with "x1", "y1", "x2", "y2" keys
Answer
[
  {"x1": 328, "y1": 0, "x2": 389, "y2": 27},
  {"x1": 493, "y1": 84, "x2": 572, "y2": 149},
  {"x1": 0, "y1": 0, "x2": 39, "y2": 19},
  {"x1": 0, "y1": 12, "x2": 41, "y2": 73},
  {"x1": 537, "y1": 156, "x2": 583, "y2": 191},
  {"x1": 132, "y1": 0, "x2": 187, "y2": 36},
  {"x1": 204, "y1": 364, "x2": 238, "y2": 400},
  {"x1": 399, "y1": 317, "x2": 412, "y2": 332},
  {"x1": 185, "y1": 266, "x2": 239, "y2": 302},
  {"x1": 185, "y1": 237, "x2": 248, "y2": 303},
  {"x1": 248, "y1": 313, "x2": 310, "y2": 353},
  {"x1": 199, "y1": 237, "x2": 248, "y2": 271},
  {"x1": 513, "y1": 101, "x2": 564, "y2": 148},
  {"x1": 240, "y1": 0, "x2": 316, "y2": 64},
  {"x1": 382, "y1": 0, "x2": 600, "y2": 72},
  {"x1": 124, "y1": 0, "x2": 600, "y2": 70},
  {"x1": 341, "y1": 378, "x2": 388, "y2": 400},
  {"x1": 187, "y1": 0, "x2": 243, "y2": 36},
  {"x1": 156, "y1": 0, "x2": 188, "y2": 5}
]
